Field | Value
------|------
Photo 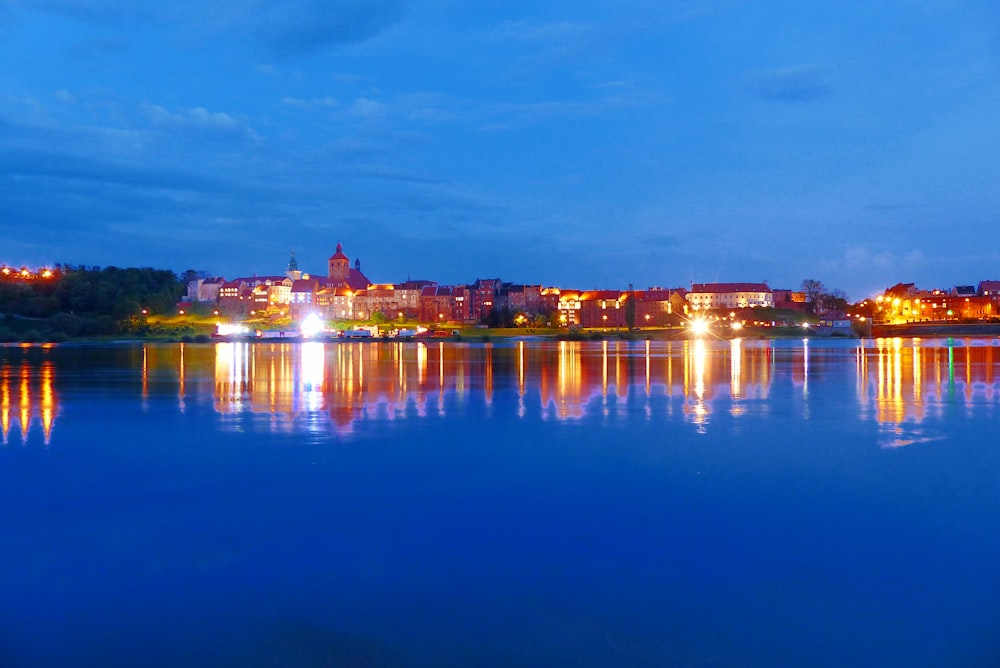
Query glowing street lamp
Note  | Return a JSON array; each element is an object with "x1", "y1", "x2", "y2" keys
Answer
[{"x1": 300, "y1": 313, "x2": 324, "y2": 338}]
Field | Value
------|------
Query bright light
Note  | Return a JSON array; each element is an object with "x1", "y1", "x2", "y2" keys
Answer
[
  {"x1": 216, "y1": 323, "x2": 249, "y2": 336},
  {"x1": 731, "y1": 321, "x2": 743, "y2": 331},
  {"x1": 690, "y1": 318, "x2": 709, "y2": 335},
  {"x1": 300, "y1": 313, "x2": 324, "y2": 338},
  {"x1": 178, "y1": 309, "x2": 185, "y2": 315},
  {"x1": 801, "y1": 322, "x2": 809, "y2": 328}
]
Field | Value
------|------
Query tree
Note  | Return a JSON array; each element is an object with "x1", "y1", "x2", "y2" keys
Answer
[
  {"x1": 800, "y1": 279, "x2": 826, "y2": 305},
  {"x1": 624, "y1": 284, "x2": 636, "y2": 330}
]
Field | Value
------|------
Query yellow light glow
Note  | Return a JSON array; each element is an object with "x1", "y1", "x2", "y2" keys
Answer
[
  {"x1": 690, "y1": 318, "x2": 709, "y2": 335},
  {"x1": 731, "y1": 321, "x2": 743, "y2": 331}
]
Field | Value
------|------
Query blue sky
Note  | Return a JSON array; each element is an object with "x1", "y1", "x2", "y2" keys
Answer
[{"x1": 2, "y1": 0, "x2": 999, "y2": 299}]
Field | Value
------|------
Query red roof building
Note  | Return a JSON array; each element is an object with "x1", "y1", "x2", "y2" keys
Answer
[{"x1": 327, "y1": 243, "x2": 372, "y2": 291}]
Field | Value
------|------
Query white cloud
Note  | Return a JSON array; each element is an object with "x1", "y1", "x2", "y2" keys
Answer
[
  {"x1": 141, "y1": 103, "x2": 258, "y2": 140},
  {"x1": 351, "y1": 97, "x2": 386, "y2": 119}
]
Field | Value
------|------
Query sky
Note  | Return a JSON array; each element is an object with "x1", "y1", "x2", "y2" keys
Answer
[{"x1": 2, "y1": 0, "x2": 999, "y2": 299}]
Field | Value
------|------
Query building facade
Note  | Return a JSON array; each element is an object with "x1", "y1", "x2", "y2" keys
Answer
[{"x1": 687, "y1": 283, "x2": 773, "y2": 310}]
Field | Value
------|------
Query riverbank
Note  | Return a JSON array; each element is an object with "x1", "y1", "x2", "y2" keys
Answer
[{"x1": 871, "y1": 322, "x2": 1000, "y2": 338}]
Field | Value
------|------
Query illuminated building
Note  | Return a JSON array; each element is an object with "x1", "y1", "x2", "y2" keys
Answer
[
  {"x1": 468, "y1": 278, "x2": 501, "y2": 321},
  {"x1": 579, "y1": 290, "x2": 627, "y2": 328},
  {"x1": 289, "y1": 277, "x2": 320, "y2": 321},
  {"x1": 419, "y1": 285, "x2": 470, "y2": 322},
  {"x1": 327, "y1": 243, "x2": 372, "y2": 291},
  {"x1": 316, "y1": 286, "x2": 355, "y2": 320},
  {"x1": 634, "y1": 288, "x2": 688, "y2": 325},
  {"x1": 557, "y1": 290, "x2": 582, "y2": 326},
  {"x1": 687, "y1": 282, "x2": 773, "y2": 310}
]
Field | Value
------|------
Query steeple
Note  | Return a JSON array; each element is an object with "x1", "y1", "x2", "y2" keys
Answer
[
  {"x1": 328, "y1": 242, "x2": 350, "y2": 284},
  {"x1": 286, "y1": 250, "x2": 302, "y2": 281}
]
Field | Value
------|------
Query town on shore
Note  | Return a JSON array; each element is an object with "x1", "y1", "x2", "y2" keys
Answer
[
  {"x1": 2, "y1": 243, "x2": 999, "y2": 341},
  {"x1": 178, "y1": 244, "x2": 1000, "y2": 338}
]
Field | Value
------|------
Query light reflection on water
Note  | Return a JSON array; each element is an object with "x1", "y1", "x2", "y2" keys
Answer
[
  {"x1": 0, "y1": 345, "x2": 58, "y2": 445},
  {"x1": 3, "y1": 337, "x2": 1000, "y2": 446},
  {"x1": 198, "y1": 337, "x2": 1000, "y2": 440}
]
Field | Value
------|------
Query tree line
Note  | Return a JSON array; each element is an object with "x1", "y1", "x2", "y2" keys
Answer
[{"x1": 0, "y1": 265, "x2": 185, "y2": 339}]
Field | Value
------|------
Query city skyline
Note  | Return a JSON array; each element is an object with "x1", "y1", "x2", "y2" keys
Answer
[{"x1": 3, "y1": 2, "x2": 999, "y2": 299}]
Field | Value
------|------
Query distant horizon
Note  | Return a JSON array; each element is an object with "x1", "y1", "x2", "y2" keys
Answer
[{"x1": 4, "y1": 254, "x2": 997, "y2": 304}]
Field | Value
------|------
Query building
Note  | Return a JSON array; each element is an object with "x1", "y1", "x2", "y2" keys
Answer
[
  {"x1": 183, "y1": 277, "x2": 225, "y2": 304},
  {"x1": 978, "y1": 280, "x2": 1000, "y2": 296},
  {"x1": 579, "y1": 290, "x2": 627, "y2": 328},
  {"x1": 289, "y1": 278, "x2": 320, "y2": 321},
  {"x1": 771, "y1": 289, "x2": 807, "y2": 311},
  {"x1": 556, "y1": 290, "x2": 583, "y2": 326},
  {"x1": 419, "y1": 286, "x2": 470, "y2": 323},
  {"x1": 316, "y1": 286, "x2": 356, "y2": 321},
  {"x1": 687, "y1": 282, "x2": 773, "y2": 311},
  {"x1": 634, "y1": 288, "x2": 687, "y2": 326},
  {"x1": 327, "y1": 243, "x2": 372, "y2": 291}
]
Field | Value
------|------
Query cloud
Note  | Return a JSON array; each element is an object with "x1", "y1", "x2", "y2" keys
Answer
[
  {"x1": 22, "y1": 0, "x2": 407, "y2": 56},
  {"x1": 251, "y1": 0, "x2": 407, "y2": 56},
  {"x1": 744, "y1": 67, "x2": 832, "y2": 102},
  {"x1": 141, "y1": 104, "x2": 258, "y2": 141},
  {"x1": 281, "y1": 96, "x2": 339, "y2": 109},
  {"x1": 0, "y1": 148, "x2": 229, "y2": 193},
  {"x1": 350, "y1": 97, "x2": 386, "y2": 120},
  {"x1": 488, "y1": 20, "x2": 589, "y2": 43}
]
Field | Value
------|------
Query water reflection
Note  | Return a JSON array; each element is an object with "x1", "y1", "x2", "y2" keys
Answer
[
  {"x1": 0, "y1": 346, "x2": 58, "y2": 445},
  {"x1": 7, "y1": 338, "x2": 999, "y2": 446},
  {"x1": 858, "y1": 338, "x2": 1000, "y2": 447},
  {"x1": 206, "y1": 339, "x2": 778, "y2": 434}
]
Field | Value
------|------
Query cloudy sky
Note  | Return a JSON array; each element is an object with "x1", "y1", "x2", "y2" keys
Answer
[{"x1": 2, "y1": 1, "x2": 999, "y2": 298}]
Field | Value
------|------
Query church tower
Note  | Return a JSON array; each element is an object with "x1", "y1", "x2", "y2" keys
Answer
[
  {"x1": 286, "y1": 250, "x2": 302, "y2": 281},
  {"x1": 328, "y1": 243, "x2": 350, "y2": 284}
]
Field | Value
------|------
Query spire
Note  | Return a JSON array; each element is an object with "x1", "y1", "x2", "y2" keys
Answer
[
  {"x1": 287, "y1": 250, "x2": 298, "y2": 272},
  {"x1": 336, "y1": 242, "x2": 343, "y2": 254}
]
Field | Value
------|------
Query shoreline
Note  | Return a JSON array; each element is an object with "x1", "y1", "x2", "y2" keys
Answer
[{"x1": 7, "y1": 322, "x2": 1000, "y2": 346}]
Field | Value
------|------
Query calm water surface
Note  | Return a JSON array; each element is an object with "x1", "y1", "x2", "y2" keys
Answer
[{"x1": 1, "y1": 338, "x2": 999, "y2": 667}]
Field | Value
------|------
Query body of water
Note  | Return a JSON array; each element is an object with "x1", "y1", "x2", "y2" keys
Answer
[{"x1": 1, "y1": 338, "x2": 999, "y2": 667}]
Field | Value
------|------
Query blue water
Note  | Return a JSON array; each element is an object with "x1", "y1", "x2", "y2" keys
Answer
[{"x1": 1, "y1": 339, "x2": 999, "y2": 667}]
